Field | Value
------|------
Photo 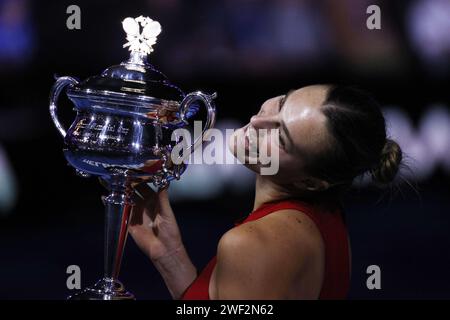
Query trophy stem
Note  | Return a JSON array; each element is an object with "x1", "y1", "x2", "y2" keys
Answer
[
  {"x1": 67, "y1": 182, "x2": 135, "y2": 300},
  {"x1": 103, "y1": 183, "x2": 133, "y2": 281}
]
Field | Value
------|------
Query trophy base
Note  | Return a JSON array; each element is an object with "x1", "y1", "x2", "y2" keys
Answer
[{"x1": 67, "y1": 278, "x2": 135, "y2": 300}]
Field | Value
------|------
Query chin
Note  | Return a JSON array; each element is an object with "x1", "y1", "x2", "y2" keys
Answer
[{"x1": 227, "y1": 131, "x2": 258, "y2": 173}]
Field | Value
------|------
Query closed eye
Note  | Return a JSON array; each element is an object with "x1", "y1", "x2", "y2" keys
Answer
[
  {"x1": 278, "y1": 89, "x2": 294, "y2": 112},
  {"x1": 277, "y1": 89, "x2": 295, "y2": 151},
  {"x1": 278, "y1": 96, "x2": 286, "y2": 112},
  {"x1": 279, "y1": 131, "x2": 286, "y2": 149}
]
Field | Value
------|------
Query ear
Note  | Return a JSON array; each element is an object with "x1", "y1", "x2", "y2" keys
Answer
[{"x1": 294, "y1": 177, "x2": 330, "y2": 192}]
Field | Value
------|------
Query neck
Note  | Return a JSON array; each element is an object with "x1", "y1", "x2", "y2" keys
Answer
[{"x1": 253, "y1": 175, "x2": 293, "y2": 211}]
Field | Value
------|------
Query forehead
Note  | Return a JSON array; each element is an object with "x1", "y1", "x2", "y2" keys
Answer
[
  {"x1": 282, "y1": 86, "x2": 330, "y2": 154},
  {"x1": 288, "y1": 85, "x2": 330, "y2": 109}
]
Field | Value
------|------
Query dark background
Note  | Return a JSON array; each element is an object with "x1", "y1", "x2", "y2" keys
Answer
[{"x1": 0, "y1": 0, "x2": 449, "y2": 299}]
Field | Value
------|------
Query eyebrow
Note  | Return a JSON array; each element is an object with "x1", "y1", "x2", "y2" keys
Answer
[
  {"x1": 278, "y1": 89, "x2": 295, "y2": 112},
  {"x1": 279, "y1": 90, "x2": 295, "y2": 150}
]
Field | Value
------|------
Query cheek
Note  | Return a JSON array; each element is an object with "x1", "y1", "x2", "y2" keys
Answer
[{"x1": 260, "y1": 130, "x2": 281, "y2": 156}]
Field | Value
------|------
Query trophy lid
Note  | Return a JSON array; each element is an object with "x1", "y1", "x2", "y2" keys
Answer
[{"x1": 67, "y1": 16, "x2": 184, "y2": 106}]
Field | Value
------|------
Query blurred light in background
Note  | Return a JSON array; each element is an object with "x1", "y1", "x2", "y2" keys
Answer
[
  {"x1": 0, "y1": 0, "x2": 448, "y2": 208},
  {"x1": 168, "y1": 107, "x2": 450, "y2": 200},
  {"x1": 407, "y1": 0, "x2": 450, "y2": 71},
  {"x1": 419, "y1": 105, "x2": 450, "y2": 172},
  {"x1": 169, "y1": 120, "x2": 255, "y2": 200},
  {"x1": 0, "y1": 0, "x2": 34, "y2": 67},
  {"x1": 0, "y1": 0, "x2": 447, "y2": 301},
  {"x1": 160, "y1": 0, "x2": 334, "y2": 76},
  {"x1": 0, "y1": 145, "x2": 17, "y2": 215},
  {"x1": 383, "y1": 105, "x2": 450, "y2": 180},
  {"x1": 155, "y1": 0, "x2": 426, "y2": 77}
]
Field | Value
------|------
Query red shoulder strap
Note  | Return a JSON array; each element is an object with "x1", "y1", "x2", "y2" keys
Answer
[
  {"x1": 182, "y1": 199, "x2": 350, "y2": 300},
  {"x1": 236, "y1": 199, "x2": 350, "y2": 299}
]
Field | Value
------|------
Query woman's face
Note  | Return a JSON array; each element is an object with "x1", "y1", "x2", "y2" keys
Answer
[{"x1": 229, "y1": 85, "x2": 331, "y2": 186}]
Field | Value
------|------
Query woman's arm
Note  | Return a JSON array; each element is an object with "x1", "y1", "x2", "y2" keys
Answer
[
  {"x1": 128, "y1": 184, "x2": 197, "y2": 299},
  {"x1": 151, "y1": 244, "x2": 197, "y2": 300}
]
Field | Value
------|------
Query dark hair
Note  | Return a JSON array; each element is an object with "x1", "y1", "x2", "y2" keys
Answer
[{"x1": 310, "y1": 85, "x2": 402, "y2": 188}]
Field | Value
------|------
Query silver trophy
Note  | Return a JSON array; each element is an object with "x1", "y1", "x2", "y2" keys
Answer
[{"x1": 49, "y1": 16, "x2": 216, "y2": 300}]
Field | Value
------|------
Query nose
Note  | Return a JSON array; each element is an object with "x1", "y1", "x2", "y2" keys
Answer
[{"x1": 250, "y1": 114, "x2": 278, "y2": 129}]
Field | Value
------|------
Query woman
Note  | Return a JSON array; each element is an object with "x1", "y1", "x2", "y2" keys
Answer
[{"x1": 128, "y1": 84, "x2": 402, "y2": 300}]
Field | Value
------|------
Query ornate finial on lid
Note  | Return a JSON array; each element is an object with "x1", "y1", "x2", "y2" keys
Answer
[{"x1": 122, "y1": 16, "x2": 162, "y2": 55}]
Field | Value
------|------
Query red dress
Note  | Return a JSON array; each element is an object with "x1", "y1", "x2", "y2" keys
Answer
[{"x1": 180, "y1": 198, "x2": 350, "y2": 300}]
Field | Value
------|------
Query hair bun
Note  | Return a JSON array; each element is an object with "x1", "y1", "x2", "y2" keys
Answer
[{"x1": 371, "y1": 139, "x2": 402, "y2": 185}]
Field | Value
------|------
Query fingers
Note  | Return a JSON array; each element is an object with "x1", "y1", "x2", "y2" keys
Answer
[
  {"x1": 129, "y1": 183, "x2": 174, "y2": 223},
  {"x1": 134, "y1": 182, "x2": 156, "y2": 201},
  {"x1": 133, "y1": 182, "x2": 162, "y2": 220},
  {"x1": 157, "y1": 187, "x2": 169, "y2": 201},
  {"x1": 129, "y1": 202, "x2": 144, "y2": 226},
  {"x1": 130, "y1": 183, "x2": 154, "y2": 226},
  {"x1": 127, "y1": 223, "x2": 152, "y2": 256},
  {"x1": 157, "y1": 188, "x2": 172, "y2": 212}
]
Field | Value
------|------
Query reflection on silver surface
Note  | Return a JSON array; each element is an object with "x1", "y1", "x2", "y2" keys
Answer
[{"x1": 49, "y1": 16, "x2": 216, "y2": 300}]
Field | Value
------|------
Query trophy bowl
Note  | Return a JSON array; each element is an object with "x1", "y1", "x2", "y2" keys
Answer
[{"x1": 49, "y1": 16, "x2": 216, "y2": 300}]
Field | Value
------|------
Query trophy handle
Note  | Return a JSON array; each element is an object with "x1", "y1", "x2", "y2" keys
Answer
[
  {"x1": 49, "y1": 76, "x2": 79, "y2": 138},
  {"x1": 179, "y1": 91, "x2": 217, "y2": 158}
]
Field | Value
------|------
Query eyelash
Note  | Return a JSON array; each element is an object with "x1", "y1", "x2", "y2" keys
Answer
[
  {"x1": 279, "y1": 131, "x2": 285, "y2": 149},
  {"x1": 278, "y1": 96, "x2": 286, "y2": 149},
  {"x1": 278, "y1": 96, "x2": 286, "y2": 110}
]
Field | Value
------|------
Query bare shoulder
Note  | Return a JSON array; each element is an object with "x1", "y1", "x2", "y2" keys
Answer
[
  {"x1": 212, "y1": 209, "x2": 324, "y2": 299},
  {"x1": 218, "y1": 209, "x2": 323, "y2": 258}
]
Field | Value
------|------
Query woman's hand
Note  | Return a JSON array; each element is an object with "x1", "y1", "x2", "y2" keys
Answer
[
  {"x1": 128, "y1": 183, "x2": 184, "y2": 262},
  {"x1": 99, "y1": 178, "x2": 196, "y2": 299},
  {"x1": 127, "y1": 182, "x2": 197, "y2": 299}
]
